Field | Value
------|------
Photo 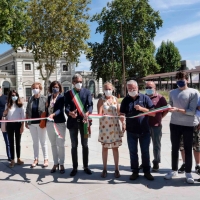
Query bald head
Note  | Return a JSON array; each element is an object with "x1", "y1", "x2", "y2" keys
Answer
[{"x1": 146, "y1": 81, "x2": 156, "y2": 89}]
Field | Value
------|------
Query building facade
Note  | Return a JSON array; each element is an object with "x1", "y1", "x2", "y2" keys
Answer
[
  {"x1": 0, "y1": 48, "x2": 102, "y2": 100},
  {"x1": 0, "y1": 48, "x2": 74, "y2": 100}
]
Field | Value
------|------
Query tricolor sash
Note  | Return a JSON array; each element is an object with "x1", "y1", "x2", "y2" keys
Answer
[{"x1": 69, "y1": 88, "x2": 91, "y2": 138}]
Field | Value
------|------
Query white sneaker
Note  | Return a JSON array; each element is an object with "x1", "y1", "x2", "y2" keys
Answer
[
  {"x1": 164, "y1": 171, "x2": 178, "y2": 179},
  {"x1": 185, "y1": 173, "x2": 194, "y2": 184}
]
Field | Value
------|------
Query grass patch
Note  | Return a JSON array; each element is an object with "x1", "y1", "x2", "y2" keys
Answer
[{"x1": 117, "y1": 90, "x2": 170, "y2": 103}]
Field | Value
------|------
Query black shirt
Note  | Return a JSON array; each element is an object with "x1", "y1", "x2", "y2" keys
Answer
[
  {"x1": 31, "y1": 98, "x2": 40, "y2": 124},
  {"x1": 0, "y1": 95, "x2": 7, "y2": 127},
  {"x1": 120, "y1": 93, "x2": 154, "y2": 134}
]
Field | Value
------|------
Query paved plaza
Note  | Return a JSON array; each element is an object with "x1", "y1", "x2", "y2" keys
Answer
[{"x1": 0, "y1": 99, "x2": 200, "y2": 200}]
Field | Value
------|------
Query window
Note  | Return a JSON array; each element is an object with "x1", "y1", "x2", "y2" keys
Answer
[
  {"x1": 63, "y1": 64, "x2": 68, "y2": 71},
  {"x1": 63, "y1": 87, "x2": 69, "y2": 93},
  {"x1": 26, "y1": 88, "x2": 32, "y2": 101},
  {"x1": 25, "y1": 64, "x2": 31, "y2": 70}
]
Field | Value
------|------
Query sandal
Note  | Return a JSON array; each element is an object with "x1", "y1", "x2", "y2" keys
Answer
[
  {"x1": 60, "y1": 165, "x2": 65, "y2": 174},
  {"x1": 114, "y1": 170, "x2": 120, "y2": 178},
  {"x1": 42, "y1": 159, "x2": 48, "y2": 168},
  {"x1": 101, "y1": 170, "x2": 107, "y2": 178},
  {"x1": 30, "y1": 160, "x2": 39, "y2": 168}
]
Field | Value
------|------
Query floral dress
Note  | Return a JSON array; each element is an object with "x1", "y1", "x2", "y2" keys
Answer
[{"x1": 98, "y1": 96, "x2": 123, "y2": 148}]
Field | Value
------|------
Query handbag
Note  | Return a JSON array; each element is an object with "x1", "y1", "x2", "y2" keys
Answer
[
  {"x1": 1, "y1": 116, "x2": 7, "y2": 132},
  {"x1": 39, "y1": 111, "x2": 47, "y2": 128}
]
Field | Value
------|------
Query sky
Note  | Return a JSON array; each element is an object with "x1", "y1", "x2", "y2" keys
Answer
[{"x1": 1, "y1": 0, "x2": 200, "y2": 71}]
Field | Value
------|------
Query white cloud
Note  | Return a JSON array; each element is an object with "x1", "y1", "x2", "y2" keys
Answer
[
  {"x1": 76, "y1": 54, "x2": 91, "y2": 71},
  {"x1": 155, "y1": 20, "x2": 200, "y2": 47},
  {"x1": 150, "y1": 0, "x2": 200, "y2": 9}
]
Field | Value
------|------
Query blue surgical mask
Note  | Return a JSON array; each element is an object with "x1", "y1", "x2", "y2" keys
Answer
[
  {"x1": 52, "y1": 88, "x2": 59, "y2": 94},
  {"x1": 177, "y1": 80, "x2": 186, "y2": 88},
  {"x1": 12, "y1": 96, "x2": 18, "y2": 102},
  {"x1": 145, "y1": 89, "x2": 154, "y2": 96}
]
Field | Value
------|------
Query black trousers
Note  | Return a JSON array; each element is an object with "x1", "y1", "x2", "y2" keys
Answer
[
  {"x1": 170, "y1": 123, "x2": 193, "y2": 173},
  {"x1": 7, "y1": 122, "x2": 22, "y2": 160},
  {"x1": 69, "y1": 122, "x2": 89, "y2": 169}
]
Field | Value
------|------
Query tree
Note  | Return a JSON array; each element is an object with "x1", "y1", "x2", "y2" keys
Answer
[
  {"x1": 25, "y1": 0, "x2": 90, "y2": 94},
  {"x1": 156, "y1": 40, "x2": 182, "y2": 73},
  {"x1": 87, "y1": 0, "x2": 162, "y2": 95},
  {"x1": 0, "y1": 0, "x2": 30, "y2": 49}
]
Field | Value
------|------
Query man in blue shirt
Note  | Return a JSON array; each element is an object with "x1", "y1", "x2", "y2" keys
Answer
[
  {"x1": 0, "y1": 88, "x2": 11, "y2": 161},
  {"x1": 120, "y1": 80, "x2": 154, "y2": 180},
  {"x1": 65, "y1": 74, "x2": 93, "y2": 177}
]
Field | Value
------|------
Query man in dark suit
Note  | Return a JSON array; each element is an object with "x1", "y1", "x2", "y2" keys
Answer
[{"x1": 65, "y1": 74, "x2": 93, "y2": 176}]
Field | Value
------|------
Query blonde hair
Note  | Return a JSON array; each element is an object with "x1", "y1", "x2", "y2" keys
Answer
[
  {"x1": 31, "y1": 82, "x2": 43, "y2": 90},
  {"x1": 103, "y1": 81, "x2": 115, "y2": 91}
]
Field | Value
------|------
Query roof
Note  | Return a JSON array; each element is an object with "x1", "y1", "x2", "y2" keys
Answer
[{"x1": 142, "y1": 68, "x2": 200, "y2": 80}]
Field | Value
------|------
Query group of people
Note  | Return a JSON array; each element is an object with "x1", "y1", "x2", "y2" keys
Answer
[{"x1": 0, "y1": 71, "x2": 200, "y2": 184}]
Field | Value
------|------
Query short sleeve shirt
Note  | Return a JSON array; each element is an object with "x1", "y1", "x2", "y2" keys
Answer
[
  {"x1": 120, "y1": 93, "x2": 154, "y2": 134},
  {"x1": 148, "y1": 93, "x2": 167, "y2": 126}
]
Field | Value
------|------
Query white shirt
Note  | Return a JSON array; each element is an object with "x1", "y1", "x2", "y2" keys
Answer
[{"x1": 5, "y1": 103, "x2": 25, "y2": 120}]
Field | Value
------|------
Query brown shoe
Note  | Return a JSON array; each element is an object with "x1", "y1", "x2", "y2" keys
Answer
[
  {"x1": 17, "y1": 158, "x2": 24, "y2": 165},
  {"x1": 9, "y1": 160, "x2": 15, "y2": 168}
]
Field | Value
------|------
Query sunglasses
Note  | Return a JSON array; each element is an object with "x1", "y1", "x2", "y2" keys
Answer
[
  {"x1": 75, "y1": 81, "x2": 82, "y2": 83},
  {"x1": 145, "y1": 87, "x2": 153, "y2": 89}
]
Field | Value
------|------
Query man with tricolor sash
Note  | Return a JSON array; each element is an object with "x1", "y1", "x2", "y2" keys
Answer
[{"x1": 65, "y1": 74, "x2": 93, "y2": 177}]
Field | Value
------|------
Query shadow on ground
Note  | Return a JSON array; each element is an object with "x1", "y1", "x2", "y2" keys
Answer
[{"x1": 1, "y1": 158, "x2": 199, "y2": 191}]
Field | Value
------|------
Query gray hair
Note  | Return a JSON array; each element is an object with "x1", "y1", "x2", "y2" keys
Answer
[
  {"x1": 72, "y1": 74, "x2": 82, "y2": 82},
  {"x1": 127, "y1": 80, "x2": 138, "y2": 87}
]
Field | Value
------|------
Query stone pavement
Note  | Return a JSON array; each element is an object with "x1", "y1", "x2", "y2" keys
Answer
[{"x1": 0, "y1": 99, "x2": 200, "y2": 200}]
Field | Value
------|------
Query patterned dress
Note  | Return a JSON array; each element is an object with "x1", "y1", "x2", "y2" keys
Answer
[{"x1": 98, "y1": 96, "x2": 123, "y2": 148}]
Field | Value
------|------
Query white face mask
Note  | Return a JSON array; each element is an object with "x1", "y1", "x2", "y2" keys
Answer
[
  {"x1": 104, "y1": 90, "x2": 112, "y2": 97},
  {"x1": 32, "y1": 89, "x2": 40, "y2": 95},
  {"x1": 128, "y1": 91, "x2": 138, "y2": 97},
  {"x1": 75, "y1": 83, "x2": 82, "y2": 90}
]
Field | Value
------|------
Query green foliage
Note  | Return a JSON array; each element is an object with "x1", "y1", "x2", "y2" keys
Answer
[
  {"x1": 0, "y1": 0, "x2": 30, "y2": 49},
  {"x1": 156, "y1": 40, "x2": 182, "y2": 73},
  {"x1": 87, "y1": 0, "x2": 163, "y2": 82},
  {"x1": 24, "y1": 0, "x2": 91, "y2": 93}
]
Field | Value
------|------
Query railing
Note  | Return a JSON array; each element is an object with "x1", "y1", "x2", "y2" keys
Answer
[{"x1": 0, "y1": 69, "x2": 16, "y2": 75}]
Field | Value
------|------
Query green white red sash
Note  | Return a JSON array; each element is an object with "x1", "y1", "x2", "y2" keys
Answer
[{"x1": 69, "y1": 88, "x2": 91, "y2": 138}]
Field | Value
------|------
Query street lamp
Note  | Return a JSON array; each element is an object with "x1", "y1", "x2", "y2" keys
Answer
[
  {"x1": 109, "y1": 47, "x2": 115, "y2": 85},
  {"x1": 118, "y1": 20, "x2": 126, "y2": 97}
]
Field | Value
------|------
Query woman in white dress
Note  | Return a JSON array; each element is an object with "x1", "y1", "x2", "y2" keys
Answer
[{"x1": 97, "y1": 82, "x2": 125, "y2": 178}]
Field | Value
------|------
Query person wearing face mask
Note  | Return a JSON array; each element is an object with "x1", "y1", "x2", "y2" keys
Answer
[
  {"x1": 0, "y1": 88, "x2": 11, "y2": 161},
  {"x1": 164, "y1": 71, "x2": 199, "y2": 184},
  {"x1": 3, "y1": 90, "x2": 25, "y2": 168},
  {"x1": 46, "y1": 81, "x2": 66, "y2": 174},
  {"x1": 25, "y1": 83, "x2": 48, "y2": 168},
  {"x1": 64, "y1": 74, "x2": 93, "y2": 177},
  {"x1": 145, "y1": 81, "x2": 168, "y2": 172},
  {"x1": 97, "y1": 82, "x2": 125, "y2": 178},
  {"x1": 120, "y1": 80, "x2": 155, "y2": 181}
]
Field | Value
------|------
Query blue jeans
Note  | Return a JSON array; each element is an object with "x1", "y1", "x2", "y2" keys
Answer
[
  {"x1": 69, "y1": 122, "x2": 88, "y2": 169},
  {"x1": 150, "y1": 126, "x2": 162, "y2": 164},
  {"x1": 127, "y1": 131, "x2": 151, "y2": 173},
  {"x1": 2, "y1": 132, "x2": 11, "y2": 160}
]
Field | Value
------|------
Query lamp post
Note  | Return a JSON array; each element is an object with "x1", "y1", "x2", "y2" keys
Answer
[{"x1": 118, "y1": 20, "x2": 126, "y2": 97}]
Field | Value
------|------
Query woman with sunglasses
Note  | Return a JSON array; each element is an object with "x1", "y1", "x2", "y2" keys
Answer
[
  {"x1": 46, "y1": 81, "x2": 66, "y2": 174},
  {"x1": 3, "y1": 90, "x2": 25, "y2": 168}
]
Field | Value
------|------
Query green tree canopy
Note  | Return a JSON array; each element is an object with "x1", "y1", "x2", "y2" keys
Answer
[
  {"x1": 156, "y1": 40, "x2": 182, "y2": 73},
  {"x1": 25, "y1": 0, "x2": 91, "y2": 93},
  {"x1": 87, "y1": 0, "x2": 163, "y2": 84},
  {"x1": 0, "y1": 0, "x2": 30, "y2": 49}
]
